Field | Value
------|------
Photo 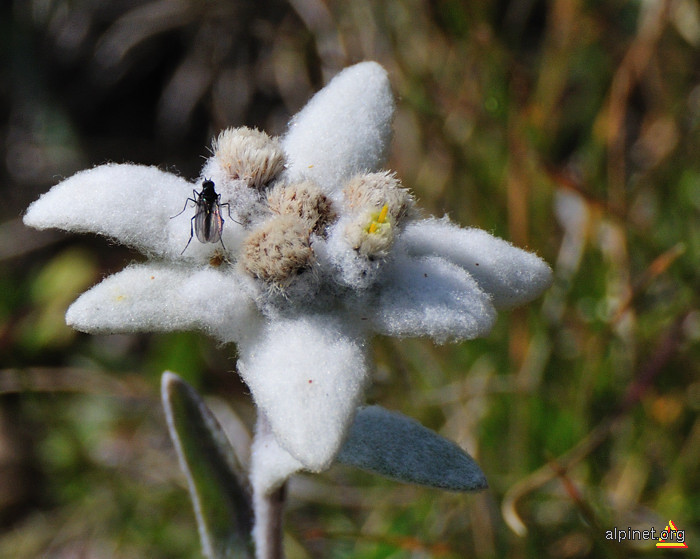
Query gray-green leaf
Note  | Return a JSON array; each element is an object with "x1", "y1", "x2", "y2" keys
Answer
[
  {"x1": 161, "y1": 372, "x2": 253, "y2": 558},
  {"x1": 337, "y1": 406, "x2": 488, "y2": 492}
]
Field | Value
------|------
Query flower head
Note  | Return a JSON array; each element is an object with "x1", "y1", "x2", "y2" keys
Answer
[{"x1": 24, "y1": 62, "x2": 552, "y2": 490}]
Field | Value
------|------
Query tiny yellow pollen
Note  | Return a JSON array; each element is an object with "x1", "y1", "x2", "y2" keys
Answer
[
  {"x1": 377, "y1": 204, "x2": 389, "y2": 224},
  {"x1": 368, "y1": 222, "x2": 378, "y2": 234}
]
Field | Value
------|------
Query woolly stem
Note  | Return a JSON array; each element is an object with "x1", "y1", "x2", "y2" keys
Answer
[
  {"x1": 252, "y1": 413, "x2": 287, "y2": 559},
  {"x1": 253, "y1": 483, "x2": 286, "y2": 559}
]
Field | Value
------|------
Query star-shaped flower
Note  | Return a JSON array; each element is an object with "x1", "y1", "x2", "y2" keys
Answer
[{"x1": 24, "y1": 62, "x2": 552, "y2": 491}]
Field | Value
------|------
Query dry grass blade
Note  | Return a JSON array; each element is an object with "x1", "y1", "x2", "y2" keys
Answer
[
  {"x1": 0, "y1": 367, "x2": 148, "y2": 398},
  {"x1": 502, "y1": 312, "x2": 689, "y2": 536}
]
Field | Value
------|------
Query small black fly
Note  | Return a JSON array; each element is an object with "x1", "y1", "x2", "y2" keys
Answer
[{"x1": 171, "y1": 179, "x2": 235, "y2": 254}]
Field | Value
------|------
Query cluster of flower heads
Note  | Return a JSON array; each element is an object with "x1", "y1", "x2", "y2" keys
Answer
[
  {"x1": 24, "y1": 62, "x2": 552, "y2": 489},
  {"x1": 199, "y1": 125, "x2": 419, "y2": 304}
]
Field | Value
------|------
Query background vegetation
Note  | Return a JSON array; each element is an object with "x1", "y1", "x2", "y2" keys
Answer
[{"x1": 1, "y1": 0, "x2": 698, "y2": 557}]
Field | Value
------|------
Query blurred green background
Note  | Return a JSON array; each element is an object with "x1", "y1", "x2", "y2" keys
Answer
[{"x1": 1, "y1": 0, "x2": 698, "y2": 557}]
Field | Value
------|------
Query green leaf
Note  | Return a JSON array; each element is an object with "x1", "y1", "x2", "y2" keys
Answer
[
  {"x1": 161, "y1": 372, "x2": 253, "y2": 558},
  {"x1": 337, "y1": 406, "x2": 488, "y2": 492}
]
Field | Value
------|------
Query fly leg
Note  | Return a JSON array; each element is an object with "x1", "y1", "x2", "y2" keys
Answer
[
  {"x1": 180, "y1": 214, "x2": 197, "y2": 255},
  {"x1": 170, "y1": 190, "x2": 199, "y2": 219},
  {"x1": 217, "y1": 201, "x2": 237, "y2": 251},
  {"x1": 219, "y1": 201, "x2": 240, "y2": 225}
]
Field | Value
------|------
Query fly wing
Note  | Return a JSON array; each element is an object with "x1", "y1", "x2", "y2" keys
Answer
[{"x1": 194, "y1": 205, "x2": 223, "y2": 244}]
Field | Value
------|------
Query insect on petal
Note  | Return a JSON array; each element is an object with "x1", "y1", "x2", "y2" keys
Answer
[{"x1": 195, "y1": 205, "x2": 223, "y2": 244}]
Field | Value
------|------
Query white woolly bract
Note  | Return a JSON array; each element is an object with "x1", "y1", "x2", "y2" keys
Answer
[
  {"x1": 282, "y1": 62, "x2": 395, "y2": 193},
  {"x1": 368, "y1": 255, "x2": 497, "y2": 343},
  {"x1": 25, "y1": 164, "x2": 184, "y2": 255},
  {"x1": 66, "y1": 263, "x2": 260, "y2": 344},
  {"x1": 398, "y1": 217, "x2": 553, "y2": 310},
  {"x1": 23, "y1": 163, "x2": 246, "y2": 262},
  {"x1": 236, "y1": 314, "x2": 369, "y2": 471}
]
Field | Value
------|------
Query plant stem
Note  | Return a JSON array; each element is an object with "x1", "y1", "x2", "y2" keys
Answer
[
  {"x1": 253, "y1": 483, "x2": 286, "y2": 559},
  {"x1": 252, "y1": 412, "x2": 287, "y2": 559}
]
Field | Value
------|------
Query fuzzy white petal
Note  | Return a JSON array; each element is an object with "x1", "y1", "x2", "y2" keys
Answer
[
  {"x1": 66, "y1": 263, "x2": 259, "y2": 344},
  {"x1": 23, "y1": 163, "x2": 244, "y2": 261},
  {"x1": 369, "y1": 256, "x2": 497, "y2": 343},
  {"x1": 398, "y1": 217, "x2": 553, "y2": 309},
  {"x1": 282, "y1": 61, "x2": 395, "y2": 193},
  {"x1": 237, "y1": 315, "x2": 369, "y2": 471}
]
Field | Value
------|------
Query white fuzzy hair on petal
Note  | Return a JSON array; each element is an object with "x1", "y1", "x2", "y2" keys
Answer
[
  {"x1": 24, "y1": 164, "x2": 197, "y2": 259},
  {"x1": 282, "y1": 62, "x2": 395, "y2": 193},
  {"x1": 398, "y1": 217, "x2": 553, "y2": 309},
  {"x1": 236, "y1": 314, "x2": 369, "y2": 471},
  {"x1": 370, "y1": 255, "x2": 497, "y2": 343},
  {"x1": 66, "y1": 264, "x2": 259, "y2": 344}
]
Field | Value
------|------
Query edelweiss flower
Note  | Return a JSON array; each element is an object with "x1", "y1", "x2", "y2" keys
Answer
[{"x1": 24, "y1": 62, "x2": 552, "y2": 493}]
